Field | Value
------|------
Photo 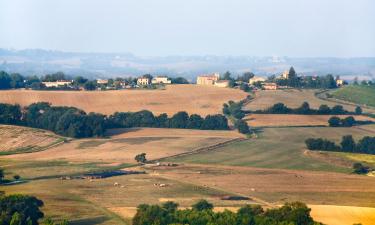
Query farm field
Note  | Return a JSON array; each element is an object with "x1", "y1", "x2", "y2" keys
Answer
[
  {"x1": 332, "y1": 85, "x2": 375, "y2": 108},
  {"x1": 0, "y1": 84, "x2": 247, "y2": 116},
  {"x1": 0, "y1": 125, "x2": 65, "y2": 154},
  {"x1": 171, "y1": 125, "x2": 375, "y2": 171},
  {"x1": 245, "y1": 89, "x2": 375, "y2": 113},
  {"x1": 152, "y1": 164, "x2": 375, "y2": 207},
  {"x1": 245, "y1": 114, "x2": 375, "y2": 127},
  {"x1": 3, "y1": 128, "x2": 244, "y2": 164}
]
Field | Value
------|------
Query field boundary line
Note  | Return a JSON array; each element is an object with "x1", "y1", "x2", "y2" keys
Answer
[{"x1": 148, "y1": 137, "x2": 247, "y2": 163}]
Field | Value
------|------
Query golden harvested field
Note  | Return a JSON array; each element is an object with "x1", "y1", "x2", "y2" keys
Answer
[
  {"x1": 245, "y1": 114, "x2": 375, "y2": 127},
  {"x1": 3, "y1": 128, "x2": 243, "y2": 163},
  {"x1": 245, "y1": 89, "x2": 375, "y2": 113},
  {"x1": 310, "y1": 205, "x2": 375, "y2": 225},
  {"x1": 0, "y1": 85, "x2": 247, "y2": 116},
  {"x1": 0, "y1": 125, "x2": 63, "y2": 153}
]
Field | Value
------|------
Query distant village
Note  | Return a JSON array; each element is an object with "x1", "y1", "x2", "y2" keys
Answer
[{"x1": 1, "y1": 67, "x2": 348, "y2": 91}]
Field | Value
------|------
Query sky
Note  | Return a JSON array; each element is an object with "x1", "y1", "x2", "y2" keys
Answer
[{"x1": 0, "y1": 0, "x2": 375, "y2": 57}]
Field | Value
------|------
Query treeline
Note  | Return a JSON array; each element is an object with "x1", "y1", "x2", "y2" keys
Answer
[
  {"x1": 305, "y1": 135, "x2": 375, "y2": 155},
  {"x1": 0, "y1": 103, "x2": 229, "y2": 138},
  {"x1": 107, "y1": 111, "x2": 229, "y2": 130},
  {"x1": 0, "y1": 102, "x2": 106, "y2": 138},
  {"x1": 328, "y1": 116, "x2": 359, "y2": 127},
  {"x1": 133, "y1": 200, "x2": 322, "y2": 225},
  {"x1": 252, "y1": 102, "x2": 362, "y2": 115}
]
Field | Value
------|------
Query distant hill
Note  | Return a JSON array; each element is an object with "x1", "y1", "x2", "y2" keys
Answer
[{"x1": 0, "y1": 48, "x2": 374, "y2": 80}]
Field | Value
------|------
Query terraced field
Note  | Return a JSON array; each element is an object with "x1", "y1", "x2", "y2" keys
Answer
[{"x1": 0, "y1": 125, "x2": 64, "y2": 153}]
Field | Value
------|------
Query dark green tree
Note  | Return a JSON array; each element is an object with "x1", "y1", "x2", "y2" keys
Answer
[
  {"x1": 328, "y1": 116, "x2": 341, "y2": 127},
  {"x1": 341, "y1": 135, "x2": 356, "y2": 152},
  {"x1": 355, "y1": 106, "x2": 362, "y2": 115},
  {"x1": 135, "y1": 153, "x2": 147, "y2": 164},
  {"x1": 192, "y1": 200, "x2": 213, "y2": 211}
]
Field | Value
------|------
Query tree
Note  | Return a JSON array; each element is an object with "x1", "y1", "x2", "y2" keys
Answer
[
  {"x1": 235, "y1": 120, "x2": 250, "y2": 134},
  {"x1": 135, "y1": 153, "x2": 147, "y2": 164},
  {"x1": 341, "y1": 135, "x2": 356, "y2": 152},
  {"x1": 353, "y1": 163, "x2": 369, "y2": 174},
  {"x1": 328, "y1": 116, "x2": 341, "y2": 127},
  {"x1": 171, "y1": 77, "x2": 189, "y2": 84},
  {"x1": 162, "y1": 201, "x2": 179, "y2": 213},
  {"x1": 0, "y1": 71, "x2": 11, "y2": 89},
  {"x1": 187, "y1": 114, "x2": 204, "y2": 129},
  {"x1": 170, "y1": 111, "x2": 189, "y2": 128},
  {"x1": 341, "y1": 116, "x2": 356, "y2": 127},
  {"x1": 74, "y1": 76, "x2": 88, "y2": 85},
  {"x1": 192, "y1": 200, "x2": 213, "y2": 211},
  {"x1": 0, "y1": 168, "x2": 4, "y2": 183},
  {"x1": 238, "y1": 72, "x2": 254, "y2": 83},
  {"x1": 83, "y1": 81, "x2": 97, "y2": 90},
  {"x1": 355, "y1": 106, "x2": 362, "y2": 115},
  {"x1": 318, "y1": 105, "x2": 331, "y2": 114},
  {"x1": 0, "y1": 194, "x2": 44, "y2": 225},
  {"x1": 295, "y1": 102, "x2": 311, "y2": 114},
  {"x1": 13, "y1": 175, "x2": 20, "y2": 180}
]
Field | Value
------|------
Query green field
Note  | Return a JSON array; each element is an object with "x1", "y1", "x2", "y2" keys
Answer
[
  {"x1": 332, "y1": 85, "x2": 375, "y2": 107},
  {"x1": 171, "y1": 125, "x2": 375, "y2": 172}
]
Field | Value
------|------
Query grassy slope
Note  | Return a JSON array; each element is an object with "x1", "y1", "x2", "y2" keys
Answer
[
  {"x1": 171, "y1": 125, "x2": 375, "y2": 172},
  {"x1": 332, "y1": 85, "x2": 375, "y2": 107}
]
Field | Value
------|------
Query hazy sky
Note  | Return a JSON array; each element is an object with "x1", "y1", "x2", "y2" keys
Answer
[{"x1": 1, "y1": 0, "x2": 374, "y2": 57}]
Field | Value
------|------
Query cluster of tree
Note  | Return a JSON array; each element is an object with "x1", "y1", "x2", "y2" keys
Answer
[
  {"x1": 328, "y1": 116, "x2": 357, "y2": 127},
  {"x1": 0, "y1": 103, "x2": 230, "y2": 138},
  {"x1": 267, "y1": 67, "x2": 339, "y2": 89},
  {"x1": 0, "y1": 167, "x2": 21, "y2": 184},
  {"x1": 353, "y1": 162, "x2": 371, "y2": 174},
  {"x1": 107, "y1": 111, "x2": 229, "y2": 131},
  {"x1": 306, "y1": 135, "x2": 375, "y2": 155},
  {"x1": 253, "y1": 102, "x2": 361, "y2": 115},
  {"x1": 223, "y1": 100, "x2": 251, "y2": 134},
  {"x1": 133, "y1": 200, "x2": 321, "y2": 225},
  {"x1": 0, "y1": 102, "x2": 105, "y2": 138},
  {"x1": 0, "y1": 194, "x2": 44, "y2": 225}
]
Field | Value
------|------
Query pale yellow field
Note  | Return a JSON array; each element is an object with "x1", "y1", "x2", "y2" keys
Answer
[
  {"x1": 245, "y1": 114, "x2": 375, "y2": 127},
  {"x1": 0, "y1": 125, "x2": 63, "y2": 152},
  {"x1": 0, "y1": 85, "x2": 247, "y2": 116},
  {"x1": 245, "y1": 89, "x2": 375, "y2": 113},
  {"x1": 3, "y1": 128, "x2": 243, "y2": 163}
]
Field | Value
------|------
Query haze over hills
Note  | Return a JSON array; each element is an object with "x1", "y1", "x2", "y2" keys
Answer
[{"x1": 1, "y1": 48, "x2": 374, "y2": 81}]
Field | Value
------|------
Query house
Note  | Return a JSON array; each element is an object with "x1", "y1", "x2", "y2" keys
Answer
[
  {"x1": 249, "y1": 76, "x2": 266, "y2": 85},
  {"x1": 137, "y1": 77, "x2": 151, "y2": 86},
  {"x1": 151, "y1": 76, "x2": 171, "y2": 84},
  {"x1": 196, "y1": 73, "x2": 220, "y2": 85},
  {"x1": 280, "y1": 70, "x2": 289, "y2": 79},
  {"x1": 42, "y1": 80, "x2": 73, "y2": 88},
  {"x1": 97, "y1": 79, "x2": 108, "y2": 85},
  {"x1": 263, "y1": 82, "x2": 278, "y2": 90},
  {"x1": 336, "y1": 79, "x2": 344, "y2": 87},
  {"x1": 214, "y1": 80, "x2": 230, "y2": 88}
]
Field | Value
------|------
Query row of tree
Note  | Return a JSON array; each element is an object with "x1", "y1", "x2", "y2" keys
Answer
[
  {"x1": 133, "y1": 200, "x2": 321, "y2": 225},
  {"x1": 0, "y1": 103, "x2": 229, "y2": 138},
  {"x1": 107, "y1": 111, "x2": 229, "y2": 131},
  {"x1": 252, "y1": 102, "x2": 361, "y2": 115},
  {"x1": 305, "y1": 135, "x2": 375, "y2": 155},
  {"x1": 328, "y1": 116, "x2": 357, "y2": 127},
  {"x1": 222, "y1": 100, "x2": 251, "y2": 134}
]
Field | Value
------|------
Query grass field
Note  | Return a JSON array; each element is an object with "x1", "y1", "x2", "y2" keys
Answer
[
  {"x1": 171, "y1": 125, "x2": 375, "y2": 172},
  {"x1": 245, "y1": 89, "x2": 375, "y2": 113},
  {"x1": 0, "y1": 84, "x2": 247, "y2": 116},
  {"x1": 0, "y1": 125, "x2": 65, "y2": 153},
  {"x1": 245, "y1": 114, "x2": 375, "y2": 127},
  {"x1": 332, "y1": 85, "x2": 375, "y2": 108},
  {"x1": 3, "y1": 128, "x2": 243, "y2": 164}
]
